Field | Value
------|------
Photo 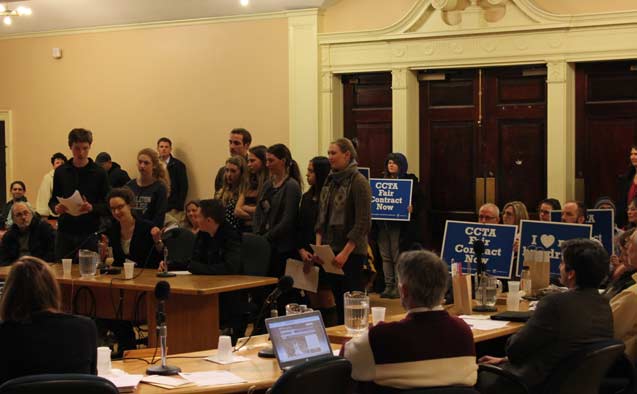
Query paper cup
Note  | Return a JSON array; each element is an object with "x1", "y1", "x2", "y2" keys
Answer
[
  {"x1": 97, "y1": 346, "x2": 112, "y2": 376},
  {"x1": 371, "y1": 307, "x2": 386, "y2": 325},
  {"x1": 123, "y1": 261, "x2": 135, "y2": 279},
  {"x1": 62, "y1": 259, "x2": 73, "y2": 276},
  {"x1": 217, "y1": 335, "x2": 232, "y2": 362}
]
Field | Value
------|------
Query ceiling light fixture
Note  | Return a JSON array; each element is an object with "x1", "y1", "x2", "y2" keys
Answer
[
  {"x1": 1, "y1": 3, "x2": 32, "y2": 26},
  {"x1": 240, "y1": 0, "x2": 249, "y2": 7}
]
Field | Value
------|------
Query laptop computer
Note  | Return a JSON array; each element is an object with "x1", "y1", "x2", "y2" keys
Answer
[{"x1": 265, "y1": 311, "x2": 334, "y2": 370}]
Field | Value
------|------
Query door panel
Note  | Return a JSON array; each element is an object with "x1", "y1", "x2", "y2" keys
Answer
[
  {"x1": 343, "y1": 73, "x2": 392, "y2": 178},
  {"x1": 420, "y1": 66, "x2": 547, "y2": 250},
  {"x1": 576, "y1": 61, "x2": 637, "y2": 212}
]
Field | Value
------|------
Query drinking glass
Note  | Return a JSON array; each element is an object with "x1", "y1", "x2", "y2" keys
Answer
[
  {"x1": 476, "y1": 275, "x2": 498, "y2": 308},
  {"x1": 78, "y1": 249, "x2": 98, "y2": 278},
  {"x1": 344, "y1": 291, "x2": 369, "y2": 335}
]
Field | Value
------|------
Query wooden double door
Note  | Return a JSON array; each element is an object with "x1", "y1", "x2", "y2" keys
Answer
[{"x1": 420, "y1": 66, "x2": 547, "y2": 249}]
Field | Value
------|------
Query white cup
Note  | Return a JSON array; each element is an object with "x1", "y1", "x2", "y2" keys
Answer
[
  {"x1": 123, "y1": 261, "x2": 135, "y2": 279},
  {"x1": 371, "y1": 307, "x2": 386, "y2": 325},
  {"x1": 217, "y1": 335, "x2": 233, "y2": 362},
  {"x1": 507, "y1": 281, "x2": 521, "y2": 311},
  {"x1": 62, "y1": 259, "x2": 73, "y2": 276},
  {"x1": 97, "y1": 346, "x2": 112, "y2": 376},
  {"x1": 508, "y1": 280, "x2": 520, "y2": 294}
]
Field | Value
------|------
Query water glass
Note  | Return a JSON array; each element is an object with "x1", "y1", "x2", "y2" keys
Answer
[
  {"x1": 371, "y1": 307, "x2": 386, "y2": 325},
  {"x1": 62, "y1": 259, "x2": 73, "y2": 276},
  {"x1": 476, "y1": 275, "x2": 498, "y2": 308},
  {"x1": 78, "y1": 249, "x2": 97, "y2": 278},
  {"x1": 217, "y1": 335, "x2": 232, "y2": 362},
  {"x1": 344, "y1": 291, "x2": 369, "y2": 335},
  {"x1": 97, "y1": 346, "x2": 112, "y2": 376},
  {"x1": 507, "y1": 281, "x2": 521, "y2": 311}
]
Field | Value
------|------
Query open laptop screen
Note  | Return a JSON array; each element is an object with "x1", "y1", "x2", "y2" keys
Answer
[{"x1": 265, "y1": 311, "x2": 332, "y2": 369}]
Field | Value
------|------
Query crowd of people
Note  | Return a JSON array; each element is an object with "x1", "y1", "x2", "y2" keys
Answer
[{"x1": 2, "y1": 129, "x2": 637, "y2": 393}]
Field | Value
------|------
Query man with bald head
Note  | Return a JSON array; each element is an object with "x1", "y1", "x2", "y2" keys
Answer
[
  {"x1": 561, "y1": 201, "x2": 586, "y2": 224},
  {"x1": 478, "y1": 203, "x2": 500, "y2": 224},
  {"x1": 0, "y1": 202, "x2": 55, "y2": 265}
]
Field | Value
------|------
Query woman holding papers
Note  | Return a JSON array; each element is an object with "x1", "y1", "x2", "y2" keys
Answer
[
  {"x1": 0, "y1": 256, "x2": 97, "y2": 383},
  {"x1": 253, "y1": 144, "x2": 302, "y2": 277},
  {"x1": 125, "y1": 148, "x2": 169, "y2": 227},
  {"x1": 297, "y1": 156, "x2": 337, "y2": 325},
  {"x1": 374, "y1": 152, "x2": 424, "y2": 299},
  {"x1": 315, "y1": 138, "x2": 372, "y2": 324},
  {"x1": 105, "y1": 187, "x2": 161, "y2": 268}
]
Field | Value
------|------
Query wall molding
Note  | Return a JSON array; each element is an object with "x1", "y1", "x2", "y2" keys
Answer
[{"x1": 0, "y1": 8, "x2": 318, "y2": 40}]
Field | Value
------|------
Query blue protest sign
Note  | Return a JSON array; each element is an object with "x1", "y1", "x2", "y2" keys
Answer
[
  {"x1": 517, "y1": 220, "x2": 593, "y2": 276},
  {"x1": 370, "y1": 178, "x2": 412, "y2": 221},
  {"x1": 358, "y1": 167, "x2": 370, "y2": 180},
  {"x1": 440, "y1": 220, "x2": 517, "y2": 279},
  {"x1": 550, "y1": 209, "x2": 614, "y2": 255}
]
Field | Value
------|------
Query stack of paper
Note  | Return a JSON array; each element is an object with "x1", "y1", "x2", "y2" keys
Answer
[
  {"x1": 102, "y1": 370, "x2": 143, "y2": 393},
  {"x1": 141, "y1": 375, "x2": 195, "y2": 389},
  {"x1": 179, "y1": 371, "x2": 247, "y2": 386},
  {"x1": 460, "y1": 316, "x2": 510, "y2": 330},
  {"x1": 205, "y1": 354, "x2": 251, "y2": 365}
]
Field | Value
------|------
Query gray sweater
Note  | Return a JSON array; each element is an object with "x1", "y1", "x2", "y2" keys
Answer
[{"x1": 253, "y1": 177, "x2": 301, "y2": 253}]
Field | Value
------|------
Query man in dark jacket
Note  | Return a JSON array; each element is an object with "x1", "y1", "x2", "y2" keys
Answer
[
  {"x1": 0, "y1": 202, "x2": 55, "y2": 265},
  {"x1": 49, "y1": 128, "x2": 111, "y2": 260},
  {"x1": 157, "y1": 137, "x2": 188, "y2": 223},
  {"x1": 213, "y1": 128, "x2": 251, "y2": 194},
  {"x1": 478, "y1": 238, "x2": 613, "y2": 393},
  {"x1": 95, "y1": 152, "x2": 130, "y2": 188}
]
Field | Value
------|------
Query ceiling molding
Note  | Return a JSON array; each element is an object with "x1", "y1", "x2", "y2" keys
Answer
[{"x1": 0, "y1": 8, "x2": 319, "y2": 40}]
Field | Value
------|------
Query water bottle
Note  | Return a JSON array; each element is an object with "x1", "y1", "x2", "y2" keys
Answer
[{"x1": 521, "y1": 266, "x2": 532, "y2": 296}]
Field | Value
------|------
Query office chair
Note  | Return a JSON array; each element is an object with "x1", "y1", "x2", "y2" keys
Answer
[
  {"x1": 477, "y1": 339, "x2": 626, "y2": 394},
  {"x1": 162, "y1": 226, "x2": 196, "y2": 270},
  {"x1": 240, "y1": 232, "x2": 271, "y2": 276},
  {"x1": 600, "y1": 353, "x2": 637, "y2": 394},
  {"x1": 0, "y1": 374, "x2": 118, "y2": 394},
  {"x1": 267, "y1": 356, "x2": 353, "y2": 394}
]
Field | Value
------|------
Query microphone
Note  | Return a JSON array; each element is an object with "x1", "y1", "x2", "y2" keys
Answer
[
  {"x1": 147, "y1": 281, "x2": 181, "y2": 376},
  {"x1": 265, "y1": 275, "x2": 294, "y2": 305},
  {"x1": 156, "y1": 225, "x2": 182, "y2": 278},
  {"x1": 473, "y1": 239, "x2": 485, "y2": 276}
]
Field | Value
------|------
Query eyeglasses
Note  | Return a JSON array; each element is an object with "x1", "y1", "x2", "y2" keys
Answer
[{"x1": 478, "y1": 215, "x2": 496, "y2": 221}]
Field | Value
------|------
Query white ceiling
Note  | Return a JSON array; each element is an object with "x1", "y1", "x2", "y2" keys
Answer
[{"x1": 0, "y1": 0, "x2": 330, "y2": 36}]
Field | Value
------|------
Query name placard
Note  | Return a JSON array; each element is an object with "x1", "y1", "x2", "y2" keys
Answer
[
  {"x1": 370, "y1": 178, "x2": 412, "y2": 221},
  {"x1": 441, "y1": 220, "x2": 517, "y2": 279},
  {"x1": 517, "y1": 220, "x2": 593, "y2": 276}
]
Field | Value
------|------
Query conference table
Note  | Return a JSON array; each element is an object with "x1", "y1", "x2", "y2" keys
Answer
[
  {"x1": 326, "y1": 301, "x2": 527, "y2": 345},
  {"x1": 0, "y1": 264, "x2": 277, "y2": 354}
]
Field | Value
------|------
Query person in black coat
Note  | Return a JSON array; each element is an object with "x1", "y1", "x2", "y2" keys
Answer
[
  {"x1": 49, "y1": 129, "x2": 111, "y2": 260},
  {"x1": 157, "y1": 138, "x2": 189, "y2": 220},
  {"x1": 105, "y1": 188, "x2": 162, "y2": 269},
  {"x1": 0, "y1": 257, "x2": 97, "y2": 384},
  {"x1": 0, "y1": 202, "x2": 55, "y2": 266},
  {"x1": 96, "y1": 152, "x2": 131, "y2": 188}
]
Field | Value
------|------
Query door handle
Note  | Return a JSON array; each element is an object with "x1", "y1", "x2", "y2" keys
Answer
[
  {"x1": 476, "y1": 178, "x2": 485, "y2": 213},
  {"x1": 486, "y1": 177, "x2": 496, "y2": 204}
]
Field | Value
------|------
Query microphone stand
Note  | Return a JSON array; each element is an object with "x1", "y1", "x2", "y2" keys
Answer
[
  {"x1": 157, "y1": 245, "x2": 176, "y2": 278},
  {"x1": 147, "y1": 300, "x2": 181, "y2": 375}
]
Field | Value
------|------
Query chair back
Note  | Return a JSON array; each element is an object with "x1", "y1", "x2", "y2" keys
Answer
[
  {"x1": 162, "y1": 227, "x2": 196, "y2": 269},
  {"x1": 240, "y1": 233, "x2": 271, "y2": 276},
  {"x1": 542, "y1": 339, "x2": 625, "y2": 394},
  {"x1": 269, "y1": 356, "x2": 353, "y2": 394},
  {"x1": 0, "y1": 374, "x2": 118, "y2": 394}
]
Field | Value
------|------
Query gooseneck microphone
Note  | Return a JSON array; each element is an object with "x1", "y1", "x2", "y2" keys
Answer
[
  {"x1": 147, "y1": 281, "x2": 181, "y2": 375},
  {"x1": 473, "y1": 239, "x2": 485, "y2": 276}
]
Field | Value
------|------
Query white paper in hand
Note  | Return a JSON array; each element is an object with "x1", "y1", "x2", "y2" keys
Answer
[
  {"x1": 310, "y1": 244, "x2": 344, "y2": 275},
  {"x1": 56, "y1": 190, "x2": 85, "y2": 216},
  {"x1": 285, "y1": 259, "x2": 319, "y2": 292}
]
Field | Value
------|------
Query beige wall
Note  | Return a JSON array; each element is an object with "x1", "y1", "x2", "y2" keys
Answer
[
  {"x1": 319, "y1": 0, "x2": 637, "y2": 33},
  {"x1": 0, "y1": 17, "x2": 289, "y2": 203}
]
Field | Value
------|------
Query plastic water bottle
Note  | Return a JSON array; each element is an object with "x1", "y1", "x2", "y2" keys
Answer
[{"x1": 521, "y1": 266, "x2": 532, "y2": 296}]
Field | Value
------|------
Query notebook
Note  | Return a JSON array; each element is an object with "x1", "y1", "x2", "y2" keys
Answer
[{"x1": 265, "y1": 311, "x2": 333, "y2": 370}]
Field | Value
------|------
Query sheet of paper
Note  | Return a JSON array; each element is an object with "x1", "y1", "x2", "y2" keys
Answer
[
  {"x1": 205, "y1": 354, "x2": 251, "y2": 365},
  {"x1": 285, "y1": 259, "x2": 319, "y2": 292},
  {"x1": 142, "y1": 375, "x2": 194, "y2": 388},
  {"x1": 169, "y1": 271, "x2": 192, "y2": 276},
  {"x1": 460, "y1": 317, "x2": 510, "y2": 330},
  {"x1": 102, "y1": 371, "x2": 143, "y2": 392},
  {"x1": 56, "y1": 190, "x2": 85, "y2": 216},
  {"x1": 179, "y1": 371, "x2": 246, "y2": 387},
  {"x1": 310, "y1": 244, "x2": 344, "y2": 275}
]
